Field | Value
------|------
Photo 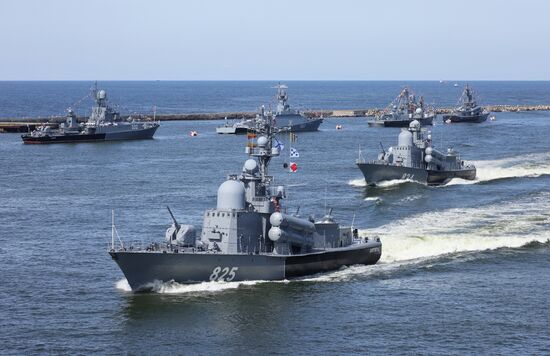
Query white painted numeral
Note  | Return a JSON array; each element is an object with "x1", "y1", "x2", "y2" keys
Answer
[
  {"x1": 209, "y1": 266, "x2": 239, "y2": 282},
  {"x1": 226, "y1": 267, "x2": 238, "y2": 281},
  {"x1": 209, "y1": 266, "x2": 221, "y2": 281}
]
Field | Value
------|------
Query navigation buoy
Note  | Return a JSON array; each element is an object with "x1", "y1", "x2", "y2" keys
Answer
[
  {"x1": 190, "y1": 130, "x2": 198, "y2": 136},
  {"x1": 336, "y1": 124, "x2": 343, "y2": 130}
]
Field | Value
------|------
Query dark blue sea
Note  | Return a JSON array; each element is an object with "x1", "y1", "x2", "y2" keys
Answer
[{"x1": 0, "y1": 81, "x2": 549, "y2": 355}]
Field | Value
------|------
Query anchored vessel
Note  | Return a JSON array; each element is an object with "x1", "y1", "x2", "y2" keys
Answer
[
  {"x1": 21, "y1": 85, "x2": 159, "y2": 144},
  {"x1": 216, "y1": 84, "x2": 323, "y2": 134},
  {"x1": 112, "y1": 109, "x2": 381, "y2": 291},
  {"x1": 357, "y1": 120, "x2": 476, "y2": 185},
  {"x1": 368, "y1": 88, "x2": 435, "y2": 127},
  {"x1": 443, "y1": 84, "x2": 489, "y2": 123}
]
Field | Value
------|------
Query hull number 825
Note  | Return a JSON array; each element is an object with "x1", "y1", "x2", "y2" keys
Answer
[{"x1": 209, "y1": 266, "x2": 239, "y2": 282}]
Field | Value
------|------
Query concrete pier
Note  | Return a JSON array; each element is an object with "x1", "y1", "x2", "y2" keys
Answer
[{"x1": 1, "y1": 104, "x2": 549, "y2": 132}]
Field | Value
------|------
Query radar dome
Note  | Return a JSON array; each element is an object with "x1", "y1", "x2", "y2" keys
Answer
[
  {"x1": 257, "y1": 136, "x2": 268, "y2": 147},
  {"x1": 409, "y1": 120, "x2": 421, "y2": 130},
  {"x1": 243, "y1": 159, "x2": 259, "y2": 174},
  {"x1": 98, "y1": 90, "x2": 106, "y2": 99},
  {"x1": 415, "y1": 108, "x2": 423, "y2": 114},
  {"x1": 217, "y1": 180, "x2": 245, "y2": 210},
  {"x1": 398, "y1": 129, "x2": 413, "y2": 147},
  {"x1": 425, "y1": 147, "x2": 433, "y2": 155}
]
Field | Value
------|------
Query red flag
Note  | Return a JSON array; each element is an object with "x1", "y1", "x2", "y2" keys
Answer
[{"x1": 290, "y1": 162, "x2": 298, "y2": 172}]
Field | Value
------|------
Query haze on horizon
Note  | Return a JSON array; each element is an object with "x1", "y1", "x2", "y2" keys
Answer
[{"x1": 1, "y1": 0, "x2": 549, "y2": 81}]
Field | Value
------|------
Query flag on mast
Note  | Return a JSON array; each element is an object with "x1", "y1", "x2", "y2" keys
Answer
[
  {"x1": 290, "y1": 133, "x2": 298, "y2": 143},
  {"x1": 274, "y1": 137, "x2": 284, "y2": 151},
  {"x1": 289, "y1": 162, "x2": 298, "y2": 172},
  {"x1": 290, "y1": 147, "x2": 300, "y2": 158}
]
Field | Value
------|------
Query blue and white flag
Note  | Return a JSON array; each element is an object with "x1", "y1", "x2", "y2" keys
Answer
[
  {"x1": 290, "y1": 147, "x2": 300, "y2": 158},
  {"x1": 274, "y1": 138, "x2": 284, "y2": 151}
]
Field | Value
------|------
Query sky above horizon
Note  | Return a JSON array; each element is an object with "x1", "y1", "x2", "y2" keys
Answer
[{"x1": 1, "y1": 0, "x2": 549, "y2": 80}]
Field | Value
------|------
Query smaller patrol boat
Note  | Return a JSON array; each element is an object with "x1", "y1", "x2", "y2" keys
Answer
[
  {"x1": 112, "y1": 108, "x2": 380, "y2": 291},
  {"x1": 357, "y1": 120, "x2": 476, "y2": 185},
  {"x1": 442, "y1": 84, "x2": 490, "y2": 123},
  {"x1": 368, "y1": 88, "x2": 436, "y2": 127},
  {"x1": 216, "y1": 117, "x2": 255, "y2": 135},
  {"x1": 21, "y1": 84, "x2": 159, "y2": 144},
  {"x1": 216, "y1": 84, "x2": 323, "y2": 134}
]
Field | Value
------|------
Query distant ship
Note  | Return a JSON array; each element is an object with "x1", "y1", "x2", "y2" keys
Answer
[
  {"x1": 357, "y1": 120, "x2": 476, "y2": 185},
  {"x1": 111, "y1": 109, "x2": 381, "y2": 291},
  {"x1": 442, "y1": 84, "x2": 490, "y2": 123},
  {"x1": 21, "y1": 85, "x2": 159, "y2": 144},
  {"x1": 368, "y1": 88, "x2": 435, "y2": 127},
  {"x1": 216, "y1": 84, "x2": 323, "y2": 134}
]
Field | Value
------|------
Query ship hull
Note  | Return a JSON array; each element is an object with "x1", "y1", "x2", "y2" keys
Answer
[
  {"x1": 357, "y1": 163, "x2": 476, "y2": 186},
  {"x1": 216, "y1": 126, "x2": 250, "y2": 134},
  {"x1": 280, "y1": 118, "x2": 323, "y2": 132},
  {"x1": 110, "y1": 241, "x2": 381, "y2": 291},
  {"x1": 21, "y1": 126, "x2": 158, "y2": 144},
  {"x1": 442, "y1": 112, "x2": 489, "y2": 123},
  {"x1": 216, "y1": 118, "x2": 323, "y2": 134}
]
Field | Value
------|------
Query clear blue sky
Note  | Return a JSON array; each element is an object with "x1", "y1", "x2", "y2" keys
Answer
[{"x1": 1, "y1": 0, "x2": 549, "y2": 80}]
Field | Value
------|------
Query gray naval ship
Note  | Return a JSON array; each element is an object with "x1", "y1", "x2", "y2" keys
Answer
[
  {"x1": 21, "y1": 85, "x2": 159, "y2": 144},
  {"x1": 216, "y1": 84, "x2": 323, "y2": 134},
  {"x1": 368, "y1": 88, "x2": 436, "y2": 127},
  {"x1": 357, "y1": 120, "x2": 476, "y2": 185},
  {"x1": 442, "y1": 84, "x2": 490, "y2": 123},
  {"x1": 112, "y1": 109, "x2": 381, "y2": 291}
]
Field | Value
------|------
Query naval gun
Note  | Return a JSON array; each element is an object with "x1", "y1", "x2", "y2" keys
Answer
[{"x1": 165, "y1": 206, "x2": 196, "y2": 247}]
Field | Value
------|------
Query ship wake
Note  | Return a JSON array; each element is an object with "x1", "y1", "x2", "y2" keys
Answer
[
  {"x1": 116, "y1": 278, "x2": 289, "y2": 294},
  {"x1": 348, "y1": 178, "x2": 416, "y2": 188},
  {"x1": 304, "y1": 191, "x2": 550, "y2": 282},
  {"x1": 447, "y1": 151, "x2": 550, "y2": 185}
]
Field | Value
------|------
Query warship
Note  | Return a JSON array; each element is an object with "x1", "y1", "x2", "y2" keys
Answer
[
  {"x1": 357, "y1": 120, "x2": 476, "y2": 185},
  {"x1": 111, "y1": 108, "x2": 381, "y2": 291},
  {"x1": 216, "y1": 84, "x2": 323, "y2": 134},
  {"x1": 368, "y1": 88, "x2": 436, "y2": 127},
  {"x1": 442, "y1": 84, "x2": 490, "y2": 123},
  {"x1": 21, "y1": 85, "x2": 159, "y2": 144}
]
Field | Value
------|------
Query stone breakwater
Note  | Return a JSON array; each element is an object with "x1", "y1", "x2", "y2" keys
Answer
[{"x1": 1, "y1": 104, "x2": 549, "y2": 132}]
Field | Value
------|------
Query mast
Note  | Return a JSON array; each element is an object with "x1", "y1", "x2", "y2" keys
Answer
[
  {"x1": 274, "y1": 83, "x2": 289, "y2": 114},
  {"x1": 111, "y1": 209, "x2": 115, "y2": 250},
  {"x1": 247, "y1": 106, "x2": 280, "y2": 183}
]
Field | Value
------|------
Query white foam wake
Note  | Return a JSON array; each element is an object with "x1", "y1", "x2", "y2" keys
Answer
[
  {"x1": 365, "y1": 191, "x2": 550, "y2": 263},
  {"x1": 348, "y1": 178, "x2": 416, "y2": 188},
  {"x1": 348, "y1": 178, "x2": 367, "y2": 187},
  {"x1": 116, "y1": 278, "x2": 132, "y2": 292},
  {"x1": 448, "y1": 151, "x2": 550, "y2": 186},
  {"x1": 364, "y1": 196, "x2": 382, "y2": 202},
  {"x1": 302, "y1": 192, "x2": 550, "y2": 282},
  {"x1": 116, "y1": 278, "x2": 289, "y2": 294}
]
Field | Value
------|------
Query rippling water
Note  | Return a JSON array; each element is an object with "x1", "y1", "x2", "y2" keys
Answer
[{"x1": 1, "y1": 82, "x2": 549, "y2": 354}]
